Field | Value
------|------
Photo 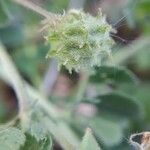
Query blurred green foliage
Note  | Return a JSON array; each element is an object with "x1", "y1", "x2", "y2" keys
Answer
[
  {"x1": 0, "y1": 0, "x2": 150, "y2": 149},
  {"x1": 124, "y1": 0, "x2": 150, "y2": 34}
]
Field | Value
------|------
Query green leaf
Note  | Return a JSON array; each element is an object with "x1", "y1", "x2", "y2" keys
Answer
[
  {"x1": 134, "y1": 84, "x2": 150, "y2": 120},
  {"x1": 22, "y1": 134, "x2": 52, "y2": 150},
  {"x1": 21, "y1": 106, "x2": 53, "y2": 150},
  {"x1": 79, "y1": 128, "x2": 101, "y2": 150},
  {"x1": 27, "y1": 109, "x2": 49, "y2": 142},
  {"x1": 0, "y1": 127, "x2": 25, "y2": 150},
  {"x1": 97, "y1": 92, "x2": 143, "y2": 119},
  {"x1": 84, "y1": 92, "x2": 143, "y2": 119},
  {"x1": 90, "y1": 117, "x2": 123, "y2": 147},
  {"x1": 29, "y1": 120, "x2": 48, "y2": 142},
  {"x1": 90, "y1": 66, "x2": 138, "y2": 84}
]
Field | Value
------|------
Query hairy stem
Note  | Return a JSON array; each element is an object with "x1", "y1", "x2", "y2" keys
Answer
[
  {"x1": 0, "y1": 44, "x2": 60, "y2": 119},
  {"x1": 13, "y1": 0, "x2": 60, "y2": 19},
  {"x1": 0, "y1": 44, "x2": 79, "y2": 148},
  {"x1": 0, "y1": 43, "x2": 28, "y2": 119}
]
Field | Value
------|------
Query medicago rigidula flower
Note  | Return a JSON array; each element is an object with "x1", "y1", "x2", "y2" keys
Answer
[{"x1": 46, "y1": 9, "x2": 116, "y2": 73}]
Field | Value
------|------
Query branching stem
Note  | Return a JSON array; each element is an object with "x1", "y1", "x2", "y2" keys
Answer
[
  {"x1": 13, "y1": 0, "x2": 58, "y2": 19},
  {"x1": 0, "y1": 44, "x2": 28, "y2": 119}
]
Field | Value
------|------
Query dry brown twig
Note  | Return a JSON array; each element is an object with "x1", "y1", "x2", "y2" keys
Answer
[{"x1": 130, "y1": 132, "x2": 150, "y2": 150}]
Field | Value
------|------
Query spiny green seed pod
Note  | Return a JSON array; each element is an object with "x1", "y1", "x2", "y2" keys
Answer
[{"x1": 46, "y1": 9, "x2": 115, "y2": 73}]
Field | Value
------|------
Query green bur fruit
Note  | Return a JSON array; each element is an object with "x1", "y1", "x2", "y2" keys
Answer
[{"x1": 46, "y1": 9, "x2": 115, "y2": 73}]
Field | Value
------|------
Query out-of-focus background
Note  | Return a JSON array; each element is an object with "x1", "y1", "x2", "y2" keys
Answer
[{"x1": 0, "y1": 0, "x2": 150, "y2": 149}]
